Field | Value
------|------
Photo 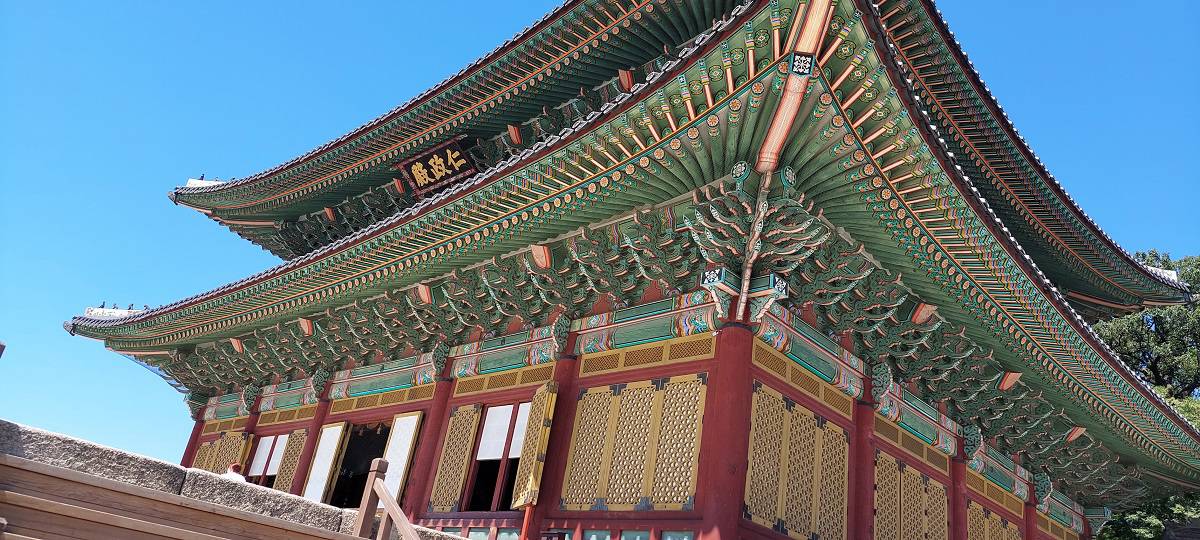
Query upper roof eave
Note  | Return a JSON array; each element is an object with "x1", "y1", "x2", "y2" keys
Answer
[
  {"x1": 64, "y1": 1, "x2": 754, "y2": 339},
  {"x1": 865, "y1": 4, "x2": 1200, "y2": 468},
  {"x1": 916, "y1": 0, "x2": 1190, "y2": 301},
  {"x1": 168, "y1": 0, "x2": 581, "y2": 208}
]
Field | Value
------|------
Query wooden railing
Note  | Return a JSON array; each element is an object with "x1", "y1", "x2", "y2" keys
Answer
[{"x1": 352, "y1": 458, "x2": 422, "y2": 540}]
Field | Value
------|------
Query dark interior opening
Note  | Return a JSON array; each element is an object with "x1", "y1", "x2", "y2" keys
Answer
[
  {"x1": 497, "y1": 457, "x2": 519, "y2": 509},
  {"x1": 466, "y1": 459, "x2": 501, "y2": 511},
  {"x1": 328, "y1": 422, "x2": 391, "y2": 508},
  {"x1": 465, "y1": 456, "x2": 522, "y2": 511}
]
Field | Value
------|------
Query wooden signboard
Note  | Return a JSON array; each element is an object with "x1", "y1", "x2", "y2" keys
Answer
[{"x1": 396, "y1": 138, "x2": 477, "y2": 197}]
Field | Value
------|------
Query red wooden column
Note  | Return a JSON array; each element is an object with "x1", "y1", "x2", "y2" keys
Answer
[
  {"x1": 949, "y1": 458, "x2": 968, "y2": 540},
  {"x1": 180, "y1": 417, "x2": 205, "y2": 467},
  {"x1": 696, "y1": 322, "x2": 754, "y2": 540},
  {"x1": 1022, "y1": 477, "x2": 1041, "y2": 540},
  {"x1": 846, "y1": 333, "x2": 876, "y2": 540},
  {"x1": 524, "y1": 344, "x2": 580, "y2": 540},
  {"x1": 401, "y1": 370, "x2": 455, "y2": 517},
  {"x1": 289, "y1": 389, "x2": 332, "y2": 494}
]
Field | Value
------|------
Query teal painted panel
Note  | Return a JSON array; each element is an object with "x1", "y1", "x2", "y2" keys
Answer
[
  {"x1": 747, "y1": 274, "x2": 774, "y2": 292},
  {"x1": 479, "y1": 349, "x2": 528, "y2": 373},
  {"x1": 792, "y1": 322, "x2": 842, "y2": 359},
  {"x1": 350, "y1": 355, "x2": 419, "y2": 377},
  {"x1": 898, "y1": 409, "x2": 937, "y2": 444},
  {"x1": 786, "y1": 340, "x2": 836, "y2": 382},
  {"x1": 982, "y1": 463, "x2": 1016, "y2": 491},
  {"x1": 214, "y1": 404, "x2": 240, "y2": 419},
  {"x1": 615, "y1": 298, "x2": 675, "y2": 322},
  {"x1": 1048, "y1": 504, "x2": 1073, "y2": 527},
  {"x1": 613, "y1": 317, "x2": 674, "y2": 347},
  {"x1": 273, "y1": 393, "x2": 304, "y2": 409},
  {"x1": 348, "y1": 372, "x2": 414, "y2": 396},
  {"x1": 901, "y1": 389, "x2": 940, "y2": 420},
  {"x1": 481, "y1": 333, "x2": 528, "y2": 352}
]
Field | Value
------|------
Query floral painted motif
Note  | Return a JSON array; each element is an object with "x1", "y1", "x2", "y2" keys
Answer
[
  {"x1": 454, "y1": 356, "x2": 480, "y2": 378},
  {"x1": 674, "y1": 307, "x2": 714, "y2": 336},
  {"x1": 578, "y1": 329, "x2": 614, "y2": 354},
  {"x1": 415, "y1": 364, "x2": 438, "y2": 385},
  {"x1": 756, "y1": 320, "x2": 789, "y2": 350},
  {"x1": 527, "y1": 342, "x2": 555, "y2": 365},
  {"x1": 677, "y1": 289, "x2": 709, "y2": 309}
]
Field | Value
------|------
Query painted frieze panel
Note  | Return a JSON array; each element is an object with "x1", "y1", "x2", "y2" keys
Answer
[{"x1": 755, "y1": 304, "x2": 863, "y2": 400}]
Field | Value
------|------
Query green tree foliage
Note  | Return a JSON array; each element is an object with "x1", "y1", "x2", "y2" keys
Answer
[
  {"x1": 1094, "y1": 252, "x2": 1199, "y2": 539},
  {"x1": 1094, "y1": 253, "x2": 1200, "y2": 398},
  {"x1": 1097, "y1": 392, "x2": 1200, "y2": 540}
]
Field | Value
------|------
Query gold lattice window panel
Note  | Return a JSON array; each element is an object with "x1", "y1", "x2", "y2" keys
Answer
[
  {"x1": 744, "y1": 382, "x2": 849, "y2": 540},
  {"x1": 560, "y1": 385, "x2": 612, "y2": 509},
  {"x1": 927, "y1": 474, "x2": 950, "y2": 540},
  {"x1": 511, "y1": 382, "x2": 559, "y2": 509},
  {"x1": 199, "y1": 432, "x2": 250, "y2": 473},
  {"x1": 874, "y1": 452, "x2": 903, "y2": 540},
  {"x1": 428, "y1": 404, "x2": 482, "y2": 512},
  {"x1": 560, "y1": 374, "x2": 706, "y2": 511},
  {"x1": 875, "y1": 451, "x2": 950, "y2": 540},
  {"x1": 967, "y1": 500, "x2": 1021, "y2": 540},
  {"x1": 192, "y1": 441, "x2": 215, "y2": 471},
  {"x1": 271, "y1": 428, "x2": 308, "y2": 492}
]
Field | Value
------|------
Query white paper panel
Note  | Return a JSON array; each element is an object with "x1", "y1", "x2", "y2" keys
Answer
[
  {"x1": 248, "y1": 435, "x2": 275, "y2": 476},
  {"x1": 265, "y1": 433, "x2": 289, "y2": 475},
  {"x1": 508, "y1": 402, "x2": 532, "y2": 458},
  {"x1": 476, "y1": 405, "x2": 513, "y2": 460},
  {"x1": 380, "y1": 413, "x2": 422, "y2": 505},
  {"x1": 302, "y1": 423, "x2": 345, "y2": 501}
]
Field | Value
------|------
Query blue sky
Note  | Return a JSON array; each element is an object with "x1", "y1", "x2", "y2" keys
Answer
[{"x1": 1, "y1": 2, "x2": 1196, "y2": 463}]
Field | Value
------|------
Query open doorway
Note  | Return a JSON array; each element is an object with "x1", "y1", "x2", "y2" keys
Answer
[{"x1": 327, "y1": 421, "x2": 391, "y2": 508}]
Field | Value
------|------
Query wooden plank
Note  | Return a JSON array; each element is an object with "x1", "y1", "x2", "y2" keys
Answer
[
  {"x1": 2, "y1": 498, "x2": 165, "y2": 540},
  {"x1": 0, "y1": 531, "x2": 43, "y2": 540},
  {"x1": 1, "y1": 491, "x2": 226, "y2": 540}
]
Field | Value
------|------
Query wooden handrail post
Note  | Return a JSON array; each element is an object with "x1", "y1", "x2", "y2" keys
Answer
[
  {"x1": 353, "y1": 458, "x2": 388, "y2": 537},
  {"x1": 354, "y1": 457, "x2": 423, "y2": 540}
]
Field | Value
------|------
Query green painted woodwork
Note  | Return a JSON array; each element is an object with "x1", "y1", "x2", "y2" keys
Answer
[
  {"x1": 178, "y1": 0, "x2": 749, "y2": 258},
  {"x1": 66, "y1": 0, "x2": 1200, "y2": 509}
]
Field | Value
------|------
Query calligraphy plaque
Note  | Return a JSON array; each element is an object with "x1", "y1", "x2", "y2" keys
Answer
[{"x1": 396, "y1": 137, "x2": 478, "y2": 196}]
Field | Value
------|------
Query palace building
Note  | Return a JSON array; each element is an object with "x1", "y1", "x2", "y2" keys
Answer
[{"x1": 67, "y1": 1, "x2": 1198, "y2": 539}]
